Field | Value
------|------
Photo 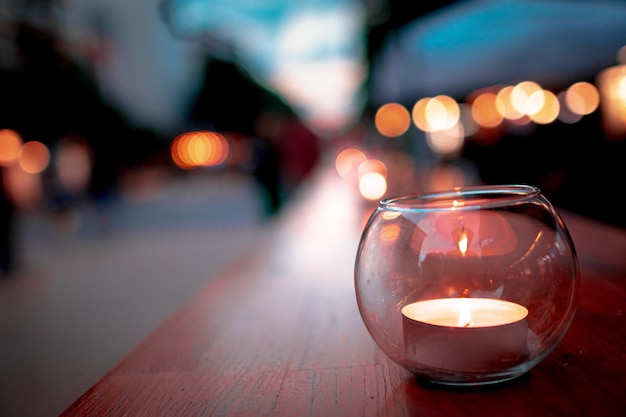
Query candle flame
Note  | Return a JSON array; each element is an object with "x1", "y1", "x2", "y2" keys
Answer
[
  {"x1": 458, "y1": 299, "x2": 473, "y2": 327},
  {"x1": 458, "y1": 228, "x2": 468, "y2": 256}
]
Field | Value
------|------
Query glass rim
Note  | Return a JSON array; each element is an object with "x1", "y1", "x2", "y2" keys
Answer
[{"x1": 379, "y1": 184, "x2": 541, "y2": 212}]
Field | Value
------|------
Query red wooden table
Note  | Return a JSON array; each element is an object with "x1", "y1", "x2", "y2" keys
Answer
[{"x1": 60, "y1": 167, "x2": 626, "y2": 417}]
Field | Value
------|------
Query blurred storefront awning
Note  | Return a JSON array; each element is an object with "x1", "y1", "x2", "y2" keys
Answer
[{"x1": 369, "y1": 0, "x2": 626, "y2": 106}]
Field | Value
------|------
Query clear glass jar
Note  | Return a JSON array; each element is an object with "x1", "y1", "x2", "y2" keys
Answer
[{"x1": 354, "y1": 185, "x2": 579, "y2": 385}]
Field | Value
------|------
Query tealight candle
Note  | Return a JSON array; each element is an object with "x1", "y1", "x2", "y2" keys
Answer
[{"x1": 401, "y1": 298, "x2": 528, "y2": 372}]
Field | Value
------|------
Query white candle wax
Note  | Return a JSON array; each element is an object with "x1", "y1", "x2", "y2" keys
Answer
[{"x1": 402, "y1": 298, "x2": 529, "y2": 372}]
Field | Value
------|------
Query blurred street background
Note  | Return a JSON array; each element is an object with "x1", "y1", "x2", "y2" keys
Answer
[
  {"x1": 1, "y1": 169, "x2": 265, "y2": 417},
  {"x1": 0, "y1": 0, "x2": 625, "y2": 416}
]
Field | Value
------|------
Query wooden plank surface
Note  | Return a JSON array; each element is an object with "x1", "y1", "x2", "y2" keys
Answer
[{"x1": 60, "y1": 167, "x2": 626, "y2": 417}]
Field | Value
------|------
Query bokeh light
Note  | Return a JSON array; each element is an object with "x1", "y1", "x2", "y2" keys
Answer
[
  {"x1": 358, "y1": 171, "x2": 387, "y2": 200},
  {"x1": 412, "y1": 97, "x2": 431, "y2": 132},
  {"x1": 528, "y1": 89, "x2": 559, "y2": 124},
  {"x1": 0, "y1": 129, "x2": 23, "y2": 166},
  {"x1": 597, "y1": 64, "x2": 626, "y2": 138},
  {"x1": 496, "y1": 86, "x2": 525, "y2": 120},
  {"x1": 335, "y1": 147, "x2": 366, "y2": 178},
  {"x1": 18, "y1": 141, "x2": 50, "y2": 174},
  {"x1": 171, "y1": 132, "x2": 194, "y2": 169},
  {"x1": 525, "y1": 89, "x2": 546, "y2": 116},
  {"x1": 511, "y1": 81, "x2": 543, "y2": 115},
  {"x1": 471, "y1": 92, "x2": 504, "y2": 128},
  {"x1": 412, "y1": 95, "x2": 460, "y2": 132},
  {"x1": 565, "y1": 81, "x2": 600, "y2": 116},
  {"x1": 375, "y1": 103, "x2": 411, "y2": 137},
  {"x1": 171, "y1": 131, "x2": 229, "y2": 169},
  {"x1": 428, "y1": 95, "x2": 460, "y2": 131}
]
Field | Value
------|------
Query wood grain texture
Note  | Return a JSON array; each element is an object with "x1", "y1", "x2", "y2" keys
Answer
[{"x1": 60, "y1": 168, "x2": 626, "y2": 417}]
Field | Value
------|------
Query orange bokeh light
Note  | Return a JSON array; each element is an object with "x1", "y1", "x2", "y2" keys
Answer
[
  {"x1": 511, "y1": 81, "x2": 543, "y2": 115},
  {"x1": 412, "y1": 97, "x2": 431, "y2": 132},
  {"x1": 171, "y1": 131, "x2": 229, "y2": 169},
  {"x1": 565, "y1": 81, "x2": 600, "y2": 116},
  {"x1": 375, "y1": 103, "x2": 411, "y2": 137},
  {"x1": 358, "y1": 171, "x2": 387, "y2": 200},
  {"x1": 528, "y1": 90, "x2": 560, "y2": 124},
  {"x1": 427, "y1": 95, "x2": 460, "y2": 131},
  {"x1": 496, "y1": 86, "x2": 525, "y2": 120},
  {"x1": 597, "y1": 64, "x2": 626, "y2": 138},
  {"x1": 335, "y1": 147, "x2": 367, "y2": 178},
  {"x1": 0, "y1": 129, "x2": 23, "y2": 166},
  {"x1": 18, "y1": 141, "x2": 50, "y2": 174},
  {"x1": 471, "y1": 93, "x2": 504, "y2": 128},
  {"x1": 412, "y1": 96, "x2": 460, "y2": 132}
]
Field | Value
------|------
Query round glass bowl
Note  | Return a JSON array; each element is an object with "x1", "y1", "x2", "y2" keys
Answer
[{"x1": 354, "y1": 185, "x2": 579, "y2": 386}]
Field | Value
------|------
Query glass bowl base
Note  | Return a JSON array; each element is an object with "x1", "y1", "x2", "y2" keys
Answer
[
  {"x1": 409, "y1": 366, "x2": 530, "y2": 387},
  {"x1": 420, "y1": 372, "x2": 525, "y2": 387}
]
